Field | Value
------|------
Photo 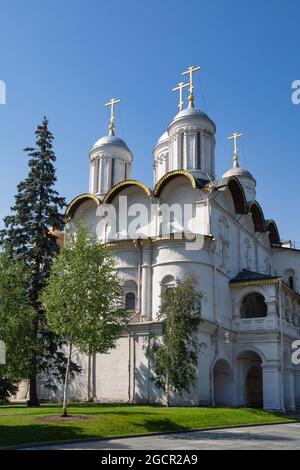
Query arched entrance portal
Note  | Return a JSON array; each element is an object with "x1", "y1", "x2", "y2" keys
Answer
[
  {"x1": 237, "y1": 351, "x2": 263, "y2": 408},
  {"x1": 213, "y1": 359, "x2": 234, "y2": 406}
]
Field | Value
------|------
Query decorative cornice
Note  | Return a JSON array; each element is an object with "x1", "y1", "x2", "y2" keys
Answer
[
  {"x1": 230, "y1": 279, "x2": 278, "y2": 288},
  {"x1": 65, "y1": 193, "x2": 100, "y2": 219},
  {"x1": 105, "y1": 233, "x2": 212, "y2": 249},
  {"x1": 153, "y1": 170, "x2": 197, "y2": 197},
  {"x1": 103, "y1": 180, "x2": 152, "y2": 204},
  {"x1": 105, "y1": 240, "x2": 137, "y2": 248}
]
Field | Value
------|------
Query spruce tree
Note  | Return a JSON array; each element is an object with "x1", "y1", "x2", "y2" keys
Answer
[{"x1": 0, "y1": 117, "x2": 66, "y2": 405}]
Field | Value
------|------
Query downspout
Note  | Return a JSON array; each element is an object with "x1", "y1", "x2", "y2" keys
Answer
[{"x1": 278, "y1": 279, "x2": 286, "y2": 413}]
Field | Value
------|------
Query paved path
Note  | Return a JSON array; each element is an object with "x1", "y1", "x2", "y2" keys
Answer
[{"x1": 30, "y1": 423, "x2": 300, "y2": 450}]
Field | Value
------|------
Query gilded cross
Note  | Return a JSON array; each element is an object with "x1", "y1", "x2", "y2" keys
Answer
[
  {"x1": 228, "y1": 132, "x2": 243, "y2": 167},
  {"x1": 105, "y1": 98, "x2": 121, "y2": 136},
  {"x1": 172, "y1": 82, "x2": 189, "y2": 111},
  {"x1": 182, "y1": 66, "x2": 201, "y2": 108}
]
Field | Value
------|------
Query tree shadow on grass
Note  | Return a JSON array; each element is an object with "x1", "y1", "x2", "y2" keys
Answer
[
  {"x1": 131, "y1": 418, "x2": 189, "y2": 434},
  {"x1": 0, "y1": 424, "x2": 98, "y2": 448}
]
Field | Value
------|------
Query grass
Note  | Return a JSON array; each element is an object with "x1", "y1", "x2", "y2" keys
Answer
[{"x1": 0, "y1": 403, "x2": 295, "y2": 448}]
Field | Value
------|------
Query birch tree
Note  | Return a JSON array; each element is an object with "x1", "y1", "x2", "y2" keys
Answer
[
  {"x1": 147, "y1": 277, "x2": 202, "y2": 407},
  {"x1": 41, "y1": 225, "x2": 128, "y2": 416}
]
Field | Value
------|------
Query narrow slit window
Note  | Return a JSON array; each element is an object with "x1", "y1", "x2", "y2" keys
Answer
[
  {"x1": 196, "y1": 131, "x2": 201, "y2": 169},
  {"x1": 95, "y1": 159, "x2": 100, "y2": 193},
  {"x1": 111, "y1": 158, "x2": 115, "y2": 187},
  {"x1": 180, "y1": 133, "x2": 184, "y2": 168},
  {"x1": 288, "y1": 276, "x2": 294, "y2": 290}
]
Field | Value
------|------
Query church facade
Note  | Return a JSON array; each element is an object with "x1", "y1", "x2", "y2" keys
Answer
[{"x1": 42, "y1": 70, "x2": 300, "y2": 411}]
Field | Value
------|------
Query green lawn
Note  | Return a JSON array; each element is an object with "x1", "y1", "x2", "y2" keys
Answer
[{"x1": 0, "y1": 403, "x2": 295, "y2": 448}]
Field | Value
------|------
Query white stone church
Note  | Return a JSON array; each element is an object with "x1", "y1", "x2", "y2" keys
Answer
[{"x1": 40, "y1": 70, "x2": 300, "y2": 412}]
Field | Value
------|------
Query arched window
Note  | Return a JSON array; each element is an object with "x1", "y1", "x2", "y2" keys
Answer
[
  {"x1": 284, "y1": 269, "x2": 295, "y2": 291},
  {"x1": 125, "y1": 292, "x2": 136, "y2": 310},
  {"x1": 161, "y1": 275, "x2": 176, "y2": 295},
  {"x1": 240, "y1": 293, "x2": 267, "y2": 319}
]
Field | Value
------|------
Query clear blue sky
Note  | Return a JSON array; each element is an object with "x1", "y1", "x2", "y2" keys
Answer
[{"x1": 0, "y1": 0, "x2": 299, "y2": 242}]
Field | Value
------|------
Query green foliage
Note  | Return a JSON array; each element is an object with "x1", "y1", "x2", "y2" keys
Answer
[
  {"x1": 41, "y1": 224, "x2": 129, "y2": 355},
  {"x1": 0, "y1": 253, "x2": 38, "y2": 402},
  {"x1": 0, "y1": 117, "x2": 67, "y2": 402},
  {"x1": 41, "y1": 224, "x2": 129, "y2": 415},
  {"x1": 0, "y1": 117, "x2": 65, "y2": 287},
  {"x1": 147, "y1": 277, "x2": 202, "y2": 402},
  {"x1": 0, "y1": 378, "x2": 18, "y2": 405}
]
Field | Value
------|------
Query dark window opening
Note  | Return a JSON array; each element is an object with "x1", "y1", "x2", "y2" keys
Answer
[
  {"x1": 180, "y1": 133, "x2": 184, "y2": 168},
  {"x1": 240, "y1": 293, "x2": 267, "y2": 319},
  {"x1": 111, "y1": 158, "x2": 115, "y2": 187},
  {"x1": 196, "y1": 131, "x2": 201, "y2": 169},
  {"x1": 288, "y1": 276, "x2": 294, "y2": 290},
  {"x1": 125, "y1": 292, "x2": 136, "y2": 310},
  {"x1": 95, "y1": 159, "x2": 100, "y2": 193}
]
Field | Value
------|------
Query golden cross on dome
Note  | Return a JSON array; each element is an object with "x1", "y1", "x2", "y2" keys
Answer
[
  {"x1": 182, "y1": 65, "x2": 201, "y2": 108},
  {"x1": 228, "y1": 132, "x2": 243, "y2": 167},
  {"x1": 105, "y1": 98, "x2": 121, "y2": 136},
  {"x1": 172, "y1": 82, "x2": 189, "y2": 111}
]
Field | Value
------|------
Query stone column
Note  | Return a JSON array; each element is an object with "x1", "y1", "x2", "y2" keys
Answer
[
  {"x1": 140, "y1": 245, "x2": 152, "y2": 322},
  {"x1": 211, "y1": 136, "x2": 216, "y2": 178},
  {"x1": 262, "y1": 363, "x2": 283, "y2": 411},
  {"x1": 232, "y1": 301, "x2": 240, "y2": 320},
  {"x1": 94, "y1": 158, "x2": 99, "y2": 194},
  {"x1": 89, "y1": 159, "x2": 95, "y2": 194},
  {"x1": 172, "y1": 134, "x2": 179, "y2": 170},
  {"x1": 266, "y1": 299, "x2": 278, "y2": 319},
  {"x1": 98, "y1": 156, "x2": 104, "y2": 194},
  {"x1": 255, "y1": 243, "x2": 259, "y2": 272},
  {"x1": 169, "y1": 136, "x2": 174, "y2": 171},
  {"x1": 235, "y1": 357, "x2": 247, "y2": 407},
  {"x1": 182, "y1": 131, "x2": 191, "y2": 170},
  {"x1": 200, "y1": 130, "x2": 205, "y2": 170},
  {"x1": 284, "y1": 367, "x2": 295, "y2": 411},
  {"x1": 107, "y1": 158, "x2": 112, "y2": 192},
  {"x1": 294, "y1": 366, "x2": 300, "y2": 408}
]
